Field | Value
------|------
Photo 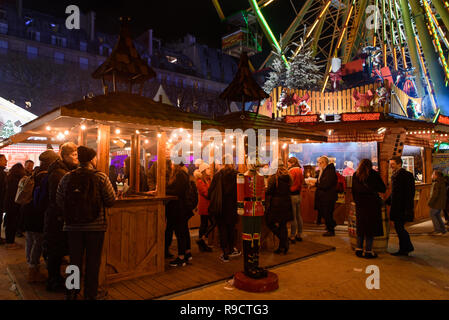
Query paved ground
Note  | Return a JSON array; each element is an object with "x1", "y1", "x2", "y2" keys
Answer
[{"x1": 1, "y1": 220, "x2": 448, "y2": 300}]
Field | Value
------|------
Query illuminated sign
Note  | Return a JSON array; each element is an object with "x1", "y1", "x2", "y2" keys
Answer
[
  {"x1": 285, "y1": 114, "x2": 319, "y2": 124},
  {"x1": 342, "y1": 113, "x2": 381, "y2": 122},
  {"x1": 438, "y1": 114, "x2": 449, "y2": 126}
]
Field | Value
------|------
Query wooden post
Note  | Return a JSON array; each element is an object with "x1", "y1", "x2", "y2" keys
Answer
[
  {"x1": 157, "y1": 132, "x2": 167, "y2": 197},
  {"x1": 97, "y1": 124, "x2": 110, "y2": 291},
  {"x1": 78, "y1": 127, "x2": 87, "y2": 146},
  {"x1": 97, "y1": 124, "x2": 110, "y2": 176},
  {"x1": 130, "y1": 134, "x2": 141, "y2": 193}
]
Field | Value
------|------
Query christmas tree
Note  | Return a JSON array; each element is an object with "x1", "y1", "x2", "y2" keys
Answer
[
  {"x1": 0, "y1": 120, "x2": 15, "y2": 139},
  {"x1": 285, "y1": 40, "x2": 322, "y2": 90},
  {"x1": 263, "y1": 39, "x2": 322, "y2": 94},
  {"x1": 263, "y1": 51, "x2": 288, "y2": 94}
]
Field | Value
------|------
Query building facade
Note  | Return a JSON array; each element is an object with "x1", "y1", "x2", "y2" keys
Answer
[{"x1": 0, "y1": 0, "x2": 236, "y2": 117}]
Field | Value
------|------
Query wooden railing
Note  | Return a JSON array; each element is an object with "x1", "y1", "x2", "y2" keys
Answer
[
  {"x1": 259, "y1": 83, "x2": 385, "y2": 117},
  {"x1": 257, "y1": 83, "x2": 416, "y2": 119}
]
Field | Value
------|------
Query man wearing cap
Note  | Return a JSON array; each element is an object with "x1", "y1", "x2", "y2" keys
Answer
[
  {"x1": 57, "y1": 146, "x2": 116, "y2": 300},
  {"x1": 25, "y1": 150, "x2": 59, "y2": 283}
]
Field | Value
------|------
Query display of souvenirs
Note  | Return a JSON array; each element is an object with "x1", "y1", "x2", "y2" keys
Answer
[
  {"x1": 342, "y1": 161, "x2": 355, "y2": 176},
  {"x1": 352, "y1": 89, "x2": 374, "y2": 112},
  {"x1": 330, "y1": 57, "x2": 342, "y2": 91}
]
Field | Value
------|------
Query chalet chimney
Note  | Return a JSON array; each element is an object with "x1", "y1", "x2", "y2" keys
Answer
[
  {"x1": 16, "y1": 0, "x2": 22, "y2": 18},
  {"x1": 149, "y1": 29, "x2": 153, "y2": 56},
  {"x1": 88, "y1": 11, "x2": 96, "y2": 41}
]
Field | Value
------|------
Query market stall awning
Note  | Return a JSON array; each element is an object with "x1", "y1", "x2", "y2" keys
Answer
[{"x1": 216, "y1": 112, "x2": 327, "y2": 142}]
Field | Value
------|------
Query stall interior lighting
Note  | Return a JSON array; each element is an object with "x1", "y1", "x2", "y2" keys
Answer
[
  {"x1": 157, "y1": 133, "x2": 162, "y2": 138},
  {"x1": 46, "y1": 126, "x2": 51, "y2": 131},
  {"x1": 81, "y1": 125, "x2": 86, "y2": 131},
  {"x1": 115, "y1": 129, "x2": 121, "y2": 134}
]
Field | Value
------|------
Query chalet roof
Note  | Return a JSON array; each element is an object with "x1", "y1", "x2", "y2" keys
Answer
[
  {"x1": 216, "y1": 112, "x2": 327, "y2": 142},
  {"x1": 21, "y1": 93, "x2": 222, "y2": 132},
  {"x1": 92, "y1": 17, "x2": 156, "y2": 84},
  {"x1": 219, "y1": 52, "x2": 269, "y2": 102}
]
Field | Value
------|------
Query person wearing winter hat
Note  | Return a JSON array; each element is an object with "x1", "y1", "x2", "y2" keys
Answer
[
  {"x1": 57, "y1": 146, "x2": 116, "y2": 300},
  {"x1": 44, "y1": 142, "x2": 78, "y2": 292},
  {"x1": 195, "y1": 163, "x2": 213, "y2": 252},
  {"x1": 24, "y1": 149, "x2": 60, "y2": 283}
]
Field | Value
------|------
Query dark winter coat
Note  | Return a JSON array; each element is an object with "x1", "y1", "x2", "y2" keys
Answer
[
  {"x1": 266, "y1": 174, "x2": 293, "y2": 225},
  {"x1": 4, "y1": 170, "x2": 25, "y2": 219},
  {"x1": 208, "y1": 168, "x2": 238, "y2": 225},
  {"x1": 0, "y1": 166, "x2": 7, "y2": 213},
  {"x1": 428, "y1": 176, "x2": 447, "y2": 210},
  {"x1": 314, "y1": 163, "x2": 338, "y2": 209},
  {"x1": 23, "y1": 169, "x2": 47, "y2": 233},
  {"x1": 166, "y1": 169, "x2": 193, "y2": 223},
  {"x1": 386, "y1": 168, "x2": 415, "y2": 222},
  {"x1": 352, "y1": 170, "x2": 386, "y2": 237},
  {"x1": 44, "y1": 159, "x2": 74, "y2": 241}
]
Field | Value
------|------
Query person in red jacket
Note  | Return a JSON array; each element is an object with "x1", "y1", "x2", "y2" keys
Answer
[
  {"x1": 195, "y1": 163, "x2": 213, "y2": 252},
  {"x1": 287, "y1": 157, "x2": 304, "y2": 243}
]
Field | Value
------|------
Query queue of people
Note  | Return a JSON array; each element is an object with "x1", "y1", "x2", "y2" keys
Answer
[{"x1": 0, "y1": 144, "x2": 116, "y2": 300}]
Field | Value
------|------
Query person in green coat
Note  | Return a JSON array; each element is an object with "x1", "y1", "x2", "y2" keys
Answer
[{"x1": 428, "y1": 170, "x2": 448, "y2": 235}]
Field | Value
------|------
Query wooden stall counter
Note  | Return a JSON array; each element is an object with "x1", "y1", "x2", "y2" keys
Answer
[
  {"x1": 300, "y1": 186, "x2": 350, "y2": 225},
  {"x1": 99, "y1": 195, "x2": 176, "y2": 285}
]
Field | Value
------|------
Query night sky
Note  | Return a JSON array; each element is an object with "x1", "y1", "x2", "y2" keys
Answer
[{"x1": 26, "y1": 0, "x2": 305, "y2": 67}]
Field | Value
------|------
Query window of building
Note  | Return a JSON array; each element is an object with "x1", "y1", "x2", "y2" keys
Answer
[
  {"x1": 0, "y1": 40, "x2": 8, "y2": 54},
  {"x1": 54, "y1": 51, "x2": 64, "y2": 64},
  {"x1": 0, "y1": 22, "x2": 7, "y2": 34},
  {"x1": 27, "y1": 29, "x2": 40, "y2": 42},
  {"x1": 27, "y1": 46, "x2": 38, "y2": 59},
  {"x1": 79, "y1": 57, "x2": 89, "y2": 69},
  {"x1": 80, "y1": 41, "x2": 87, "y2": 52},
  {"x1": 51, "y1": 35, "x2": 67, "y2": 48}
]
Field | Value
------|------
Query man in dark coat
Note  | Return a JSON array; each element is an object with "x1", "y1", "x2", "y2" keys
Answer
[
  {"x1": 314, "y1": 156, "x2": 338, "y2": 236},
  {"x1": 0, "y1": 154, "x2": 7, "y2": 243},
  {"x1": 386, "y1": 156, "x2": 415, "y2": 256},
  {"x1": 44, "y1": 142, "x2": 79, "y2": 291}
]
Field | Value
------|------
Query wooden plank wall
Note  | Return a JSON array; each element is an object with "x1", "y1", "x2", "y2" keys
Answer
[{"x1": 258, "y1": 83, "x2": 383, "y2": 116}]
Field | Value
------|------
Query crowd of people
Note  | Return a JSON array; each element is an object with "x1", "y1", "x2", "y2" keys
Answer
[
  {"x1": 1, "y1": 146, "x2": 448, "y2": 298},
  {"x1": 0, "y1": 144, "x2": 115, "y2": 300}
]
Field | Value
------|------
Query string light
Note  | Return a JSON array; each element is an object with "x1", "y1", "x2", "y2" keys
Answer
[
  {"x1": 64, "y1": 130, "x2": 69, "y2": 135},
  {"x1": 157, "y1": 133, "x2": 162, "y2": 138},
  {"x1": 46, "y1": 126, "x2": 51, "y2": 131},
  {"x1": 145, "y1": 139, "x2": 149, "y2": 144},
  {"x1": 81, "y1": 125, "x2": 86, "y2": 131},
  {"x1": 136, "y1": 130, "x2": 140, "y2": 134}
]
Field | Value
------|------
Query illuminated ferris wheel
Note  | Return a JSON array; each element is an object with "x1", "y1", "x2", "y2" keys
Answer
[{"x1": 212, "y1": 0, "x2": 449, "y2": 111}]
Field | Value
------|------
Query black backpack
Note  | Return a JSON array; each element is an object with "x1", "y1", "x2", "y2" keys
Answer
[
  {"x1": 185, "y1": 179, "x2": 198, "y2": 211},
  {"x1": 63, "y1": 168, "x2": 101, "y2": 225}
]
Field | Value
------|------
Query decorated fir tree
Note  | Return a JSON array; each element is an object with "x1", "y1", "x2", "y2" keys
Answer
[
  {"x1": 263, "y1": 51, "x2": 288, "y2": 94},
  {"x1": 0, "y1": 120, "x2": 15, "y2": 139},
  {"x1": 263, "y1": 39, "x2": 322, "y2": 94},
  {"x1": 285, "y1": 40, "x2": 322, "y2": 90}
]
